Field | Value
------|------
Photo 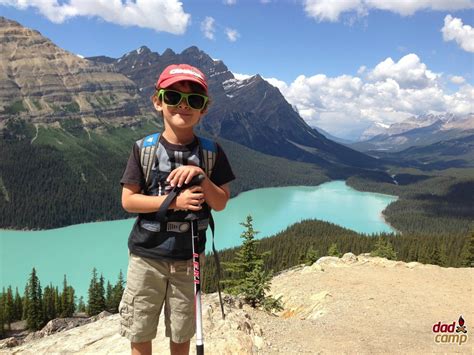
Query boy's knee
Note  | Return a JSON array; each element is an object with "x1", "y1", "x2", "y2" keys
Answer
[{"x1": 131, "y1": 340, "x2": 152, "y2": 355}]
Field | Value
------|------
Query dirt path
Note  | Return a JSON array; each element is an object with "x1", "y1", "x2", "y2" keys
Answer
[{"x1": 250, "y1": 255, "x2": 473, "y2": 354}]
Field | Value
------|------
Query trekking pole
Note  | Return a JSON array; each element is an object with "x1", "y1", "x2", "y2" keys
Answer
[{"x1": 184, "y1": 174, "x2": 205, "y2": 355}]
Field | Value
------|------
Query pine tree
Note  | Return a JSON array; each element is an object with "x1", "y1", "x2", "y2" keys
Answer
[
  {"x1": 60, "y1": 275, "x2": 75, "y2": 317},
  {"x1": 14, "y1": 287, "x2": 22, "y2": 321},
  {"x1": 98, "y1": 274, "x2": 106, "y2": 312},
  {"x1": 223, "y1": 215, "x2": 282, "y2": 311},
  {"x1": 304, "y1": 246, "x2": 320, "y2": 266},
  {"x1": 26, "y1": 268, "x2": 44, "y2": 330},
  {"x1": 105, "y1": 281, "x2": 113, "y2": 312},
  {"x1": 22, "y1": 284, "x2": 29, "y2": 321},
  {"x1": 60, "y1": 275, "x2": 68, "y2": 317},
  {"x1": 4, "y1": 286, "x2": 14, "y2": 330},
  {"x1": 87, "y1": 268, "x2": 105, "y2": 316},
  {"x1": 54, "y1": 286, "x2": 62, "y2": 317},
  {"x1": 43, "y1": 284, "x2": 56, "y2": 322},
  {"x1": 430, "y1": 245, "x2": 442, "y2": 266},
  {"x1": 87, "y1": 268, "x2": 99, "y2": 316},
  {"x1": 0, "y1": 292, "x2": 5, "y2": 338},
  {"x1": 111, "y1": 270, "x2": 125, "y2": 314},
  {"x1": 66, "y1": 286, "x2": 76, "y2": 317},
  {"x1": 328, "y1": 242, "x2": 341, "y2": 257},
  {"x1": 77, "y1": 296, "x2": 86, "y2": 313},
  {"x1": 371, "y1": 237, "x2": 397, "y2": 260},
  {"x1": 459, "y1": 233, "x2": 473, "y2": 267}
]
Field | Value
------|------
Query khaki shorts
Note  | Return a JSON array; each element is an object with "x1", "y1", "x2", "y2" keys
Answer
[{"x1": 119, "y1": 253, "x2": 196, "y2": 344}]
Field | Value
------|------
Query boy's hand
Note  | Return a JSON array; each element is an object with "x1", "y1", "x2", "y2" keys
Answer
[
  {"x1": 174, "y1": 186, "x2": 205, "y2": 211},
  {"x1": 167, "y1": 165, "x2": 206, "y2": 188}
]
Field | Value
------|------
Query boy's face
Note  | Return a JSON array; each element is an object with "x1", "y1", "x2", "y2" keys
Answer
[{"x1": 154, "y1": 81, "x2": 207, "y2": 131}]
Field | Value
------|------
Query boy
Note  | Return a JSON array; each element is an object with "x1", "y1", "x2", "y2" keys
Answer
[{"x1": 119, "y1": 64, "x2": 235, "y2": 355}]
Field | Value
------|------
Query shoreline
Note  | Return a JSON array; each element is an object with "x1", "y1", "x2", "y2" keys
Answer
[
  {"x1": 1, "y1": 181, "x2": 333, "y2": 232},
  {"x1": 380, "y1": 210, "x2": 402, "y2": 235},
  {"x1": 2, "y1": 180, "x2": 399, "y2": 233}
]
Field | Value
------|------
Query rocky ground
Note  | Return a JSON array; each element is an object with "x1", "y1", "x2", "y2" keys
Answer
[{"x1": 1, "y1": 254, "x2": 472, "y2": 354}]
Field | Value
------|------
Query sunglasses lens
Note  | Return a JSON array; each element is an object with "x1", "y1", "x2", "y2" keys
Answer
[
  {"x1": 163, "y1": 91, "x2": 182, "y2": 106},
  {"x1": 187, "y1": 94, "x2": 206, "y2": 110}
]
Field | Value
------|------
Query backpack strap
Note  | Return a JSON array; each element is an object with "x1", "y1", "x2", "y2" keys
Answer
[
  {"x1": 140, "y1": 133, "x2": 160, "y2": 187},
  {"x1": 197, "y1": 136, "x2": 217, "y2": 178}
]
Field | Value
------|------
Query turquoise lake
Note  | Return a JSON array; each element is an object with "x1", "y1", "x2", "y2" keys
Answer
[{"x1": 0, "y1": 181, "x2": 397, "y2": 298}]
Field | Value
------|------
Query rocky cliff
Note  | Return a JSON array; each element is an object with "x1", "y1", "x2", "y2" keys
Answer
[
  {"x1": 0, "y1": 17, "x2": 142, "y2": 128},
  {"x1": 2, "y1": 254, "x2": 472, "y2": 354}
]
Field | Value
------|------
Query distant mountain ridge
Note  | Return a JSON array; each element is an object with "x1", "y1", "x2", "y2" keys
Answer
[
  {"x1": 312, "y1": 126, "x2": 355, "y2": 145},
  {"x1": 351, "y1": 113, "x2": 474, "y2": 152},
  {"x1": 370, "y1": 133, "x2": 474, "y2": 169}
]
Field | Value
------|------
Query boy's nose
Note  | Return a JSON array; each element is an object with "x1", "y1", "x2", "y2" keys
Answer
[{"x1": 177, "y1": 98, "x2": 190, "y2": 108}]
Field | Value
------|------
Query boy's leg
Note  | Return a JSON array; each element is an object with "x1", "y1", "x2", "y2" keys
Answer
[
  {"x1": 131, "y1": 341, "x2": 152, "y2": 355},
  {"x1": 170, "y1": 339, "x2": 190, "y2": 355},
  {"x1": 164, "y1": 260, "x2": 196, "y2": 347},
  {"x1": 119, "y1": 254, "x2": 168, "y2": 346}
]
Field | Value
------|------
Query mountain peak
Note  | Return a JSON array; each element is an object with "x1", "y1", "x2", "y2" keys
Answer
[
  {"x1": 0, "y1": 16, "x2": 20, "y2": 27},
  {"x1": 161, "y1": 48, "x2": 176, "y2": 57},
  {"x1": 136, "y1": 46, "x2": 151, "y2": 55},
  {"x1": 181, "y1": 45, "x2": 201, "y2": 55}
]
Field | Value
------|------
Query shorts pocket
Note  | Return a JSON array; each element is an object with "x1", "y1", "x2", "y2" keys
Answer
[{"x1": 119, "y1": 290, "x2": 134, "y2": 328}]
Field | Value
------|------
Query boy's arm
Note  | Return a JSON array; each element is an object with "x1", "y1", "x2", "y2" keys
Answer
[
  {"x1": 201, "y1": 179, "x2": 230, "y2": 212},
  {"x1": 122, "y1": 184, "x2": 204, "y2": 213},
  {"x1": 166, "y1": 166, "x2": 230, "y2": 212}
]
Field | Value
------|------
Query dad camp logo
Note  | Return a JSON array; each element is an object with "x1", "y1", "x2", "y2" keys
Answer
[{"x1": 433, "y1": 316, "x2": 468, "y2": 345}]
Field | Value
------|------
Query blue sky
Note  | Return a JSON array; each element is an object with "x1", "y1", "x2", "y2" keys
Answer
[{"x1": 1, "y1": 0, "x2": 473, "y2": 139}]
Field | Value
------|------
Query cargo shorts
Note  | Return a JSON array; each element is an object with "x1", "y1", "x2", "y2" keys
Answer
[{"x1": 119, "y1": 253, "x2": 196, "y2": 344}]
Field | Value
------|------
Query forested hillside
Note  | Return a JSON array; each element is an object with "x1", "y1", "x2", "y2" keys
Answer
[
  {"x1": 0, "y1": 119, "x2": 330, "y2": 229},
  {"x1": 346, "y1": 168, "x2": 474, "y2": 235}
]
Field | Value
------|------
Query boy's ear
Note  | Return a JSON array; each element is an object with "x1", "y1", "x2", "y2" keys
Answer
[{"x1": 152, "y1": 95, "x2": 163, "y2": 112}]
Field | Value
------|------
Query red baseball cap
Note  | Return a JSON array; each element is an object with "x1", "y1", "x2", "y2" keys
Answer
[{"x1": 156, "y1": 64, "x2": 208, "y2": 94}]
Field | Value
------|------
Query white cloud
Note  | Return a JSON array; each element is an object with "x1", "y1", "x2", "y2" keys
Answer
[
  {"x1": 268, "y1": 54, "x2": 473, "y2": 139},
  {"x1": 0, "y1": 0, "x2": 190, "y2": 34},
  {"x1": 450, "y1": 75, "x2": 466, "y2": 85},
  {"x1": 357, "y1": 65, "x2": 366, "y2": 75},
  {"x1": 367, "y1": 53, "x2": 440, "y2": 89},
  {"x1": 201, "y1": 16, "x2": 215, "y2": 40},
  {"x1": 303, "y1": 0, "x2": 474, "y2": 22},
  {"x1": 442, "y1": 15, "x2": 474, "y2": 53},
  {"x1": 223, "y1": 0, "x2": 236, "y2": 5},
  {"x1": 225, "y1": 28, "x2": 240, "y2": 42}
]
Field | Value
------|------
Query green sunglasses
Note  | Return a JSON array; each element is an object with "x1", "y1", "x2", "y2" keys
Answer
[{"x1": 158, "y1": 89, "x2": 208, "y2": 110}]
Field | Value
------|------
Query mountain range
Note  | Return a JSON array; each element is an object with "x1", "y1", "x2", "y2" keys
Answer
[
  {"x1": 351, "y1": 113, "x2": 474, "y2": 152},
  {"x1": 0, "y1": 15, "x2": 379, "y2": 172},
  {"x1": 88, "y1": 46, "x2": 379, "y2": 170}
]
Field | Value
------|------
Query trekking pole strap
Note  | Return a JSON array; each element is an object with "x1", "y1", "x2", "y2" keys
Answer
[
  {"x1": 156, "y1": 174, "x2": 205, "y2": 221},
  {"x1": 209, "y1": 214, "x2": 225, "y2": 320}
]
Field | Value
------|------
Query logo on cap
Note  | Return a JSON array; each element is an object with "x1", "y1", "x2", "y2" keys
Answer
[{"x1": 169, "y1": 68, "x2": 204, "y2": 80}]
